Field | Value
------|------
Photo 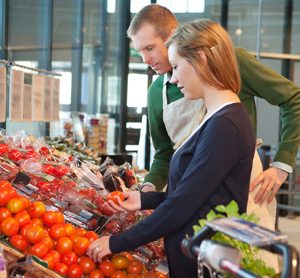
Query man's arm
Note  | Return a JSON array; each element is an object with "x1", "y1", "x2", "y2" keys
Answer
[
  {"x1": 237, "y1": 48, "x2": 300, "y2": 203},
  {"x1": 143, "y1": 76, "x2": 174, "y2": 191}
]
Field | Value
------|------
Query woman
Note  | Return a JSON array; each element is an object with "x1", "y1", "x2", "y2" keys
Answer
[{"x1": 87, "y1": 19, "x2": 255, "y2": 278}]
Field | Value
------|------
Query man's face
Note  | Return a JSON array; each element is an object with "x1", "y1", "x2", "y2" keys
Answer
[{"x1": 131, "y1": 23, "x2": 171, "y2": 75}]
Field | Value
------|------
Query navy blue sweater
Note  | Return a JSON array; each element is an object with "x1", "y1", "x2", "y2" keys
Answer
[{"x1": 110, "y1": 103, "x2": 255, "y2": 277}]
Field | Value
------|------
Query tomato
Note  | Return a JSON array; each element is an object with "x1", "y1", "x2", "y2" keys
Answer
[
  {"x1": 64, "y1": 223, "x2": 76, "y2": 236},
  {"x1": 67, "y1": 264, "x2": 83, "y2": 278},
  {"x1": 42, "y1": 211, "x2": 58, "y2": 226},
  {"x1": 36, "y1": 181, "x2": 51, "y2": 194},
  {"x1": 121, "y1": 252, "x2": 134, "y2": 262},
  {"x1": 53, "y1": 262, "x2": 68, "y2": 276},
  {"x1": 99, "y1": 260, "x2": 116, "y2": 277},
  {"x1": 18, "y1": 196, "x2": 31, "y2": 209},
  {"x1": 29, "y1": 242, "x2": 49, "y2": 258},
  {"x1": 7, "y1": 188, "x2": 18, "y2": 199},
  {"x1": 0, "y1": 207, "x2": 12, "y2": 222},
  {"x1": 55, "y1": 211, "x2": 65, "y2": 224},
  {"x1": 54, "y1": 165, "x2": 69, "y2": 178},
  {"x1": 127, "y1": 260, "x2": 143, "y2": 275},
  {"x1": 112, "y1": 254, "x2": 129, "y2": 270},
  {"x1": 72, "y1": 237, "x2": 90, "y2": 256},
  {"x1": 106, "y1": 191, "x2": 125, "y2": 205},
  {"x1": 75, "y1": 227, "x2": 87, "y2": 236},
  {"x1": 0, "y1": 189, "x2": 11, "y2": 206},
  {"x1": 39, "y1": 146, "x2": 50, "y2": 155},
  {"x1": 141, "y1": 271, "x2": 159, "y2": 278},
  {"x1": 23, "y1": 150, "x2": 39, "y2": 159},
  {"x1": 1, "y1": 217, "x2": 19, "y2": 236},
  {"x1": 25, "y1": 224, "x2": 45, "y2": 244},
  {"x1": 0, "y1": 180, "x2": 12, "y2": 190},
  {"x1": 84, "y1": 231, "x2": 99, "y2": 242},
  {"x1": 111, "y1": 270, "x2": 127, "y2": 278},
  {"x1": 49, "y1": 224, "x2": 66, "y2": 240},
  {"x1": 127, "y1": 274, "x2": 141, "y2": 278},
  {"x1": 60, "y1": 250, "x2": 78, "y2": 266},
  {"x1": 56, "y1": 237, "x2": 73, "y2": 254},
  {"x1": 156, "y1": 272, "x2": 167, "y2": 278},
  {"x1": 8, "y1": 149, "x2": 23, "y2": 162},
  {"x1": 9, "y1": 234, "x2": 29, "y2": 251},
  {"x1": 14, "y1": 210, "x2": 31, "y2": 226},
  {"x1": 42, "y1": 253, "x2": 55, "y2": 269},
  {"x1": 27, "y1": 201, "x2": 46, "y2": 218},
  {"x1": 43, "y1": 164, "x2": 56, "y2": 175},
  {"x1": 0, "y1": 143, "x2": 9, "y2": 155},
  {"x1": 40, "y1": 236, "x2": 54, "y2": 250},
  {"x1": 31, "y1": 218, "x2": 44, "y2": 227},
  {"x1": 78, "y1": 256, "x2": 95, "y2": 274},
  {"x1": 90, "y1": 269, "x2": 105, "y2": 278}
]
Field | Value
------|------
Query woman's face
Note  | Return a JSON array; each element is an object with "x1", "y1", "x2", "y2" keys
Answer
[{"x1": 168, "y1": 43, "x2": 203, "y2": 100}]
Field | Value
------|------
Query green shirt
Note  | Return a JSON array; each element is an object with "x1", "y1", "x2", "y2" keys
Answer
[{"x1": 145, "y1": 48, "x2": 300, "y2": 191}]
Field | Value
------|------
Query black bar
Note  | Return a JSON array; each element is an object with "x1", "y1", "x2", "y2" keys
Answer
[{"x1": 220, "y1": 0, "x2": 229, "y2": 30}]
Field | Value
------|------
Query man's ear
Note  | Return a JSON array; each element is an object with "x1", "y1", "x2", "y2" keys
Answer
[{"x1": 197, "y1": 50, "x2": 207, "y2": 64}]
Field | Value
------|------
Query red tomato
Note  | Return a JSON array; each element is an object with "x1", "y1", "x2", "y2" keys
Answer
[
  {"x1": 29, "y1": 242, "x2": 49, "y2": 258},
  {"x1": 1, "y1": 217, "x2": 19, "y2": 236},
  {"x1": 61, "y1": 250, "x2": 78, "y2": 266},
  {"x1": 42, "y1": 253, "x2": 55, "y2": 269},
  {"x1": 8, "y1": 149, "x2": 23, "y2": 162},
  {"x1": 43, "y1": 164, "x2": 56, "y2": 175},
  {"x1": 121, "y1": 252, "x2": 134, "y2": 262},
  {"x1": 25, "y1": 224, "x2": 45, "y2": 244},
  {"x1": 18, "y1": 196, "x2": 31, "y2": 209},
  {"x1": 56, "y1": 237, "x2": 73, "y2": 254},
  {"x1": 53, "y1": 262, "x2": 68, "y2": 276},
  {"x1": 54, "y1": 165, "x2": 69, "y2": 178},
  {"x1": 84, "y1": 231, "x2": 99, "y2": 242},
  {"x1": 156, "y1": 272, "x2": 167, "y2": 278},
  {"x1": 127, "y1": 274, "x2": 141, "y2": 278},
  {"x1": 127, "y1": 260, "x2": 143, "y2": 275},
  {"x1": 47, "y1": 250, "x2": 61, "y2": 264},
  {"x1": 27, "y1": 201, "x2": 46, "y2": 218},
  {"x1": 106, "y1": 191, "x2": 125, "y2": 205},
  {"x1": 112, "y1": 254, "x2": 129, "y2": 270},
  {"x1": 55, "y1": 211, "x2": 65, "y2": 224},
  {"x1": 64, "y1": 223, "x2": 76, "y2": 236},
  {"x1": 14, "y1": 210, "x2": 31, "y2": 226},
  {"x1": 40, "y1": 236, "x2": 54, "y2": 250},
  {"x1": 9, "y1": 234, "x2": 29, "y2": 251},
  {"x1": 90, "y1": 269, "x2": 105, "y2": 278},
  {"x1": 0, "y1": 207, "x2": 12, "y2": 222},
  {"x1": 99, "y1": 260, "x2": 116, "y2": 277},
  {"x1": 42, "y1": 211, "x2": 58, "y2": 226},
  {"x1": 39, "y1": 146, "x2": 50, "y2": 155},
  {"x1": 67, "y1": 264, "x2": 83, "y2": 278},
  {"x1": 0, "y1": 180, "x2": 12, "y2": 190},
  {"x1": 78, "y1": 256, "x2": 95, "y2": 274},
  {"x1": 72, "y1": 237, "x2": 90, "y2": 256},
  {"x1": 0, "y1": 189, "x2": 11, "y2": 206},
  {"x1": 49, "y1": 224, "x2": 66, "y2": 240},
  {"x1": 7, "y1": 188, "x2": 18, "y2": 199},
  {"x1": 111, "y1": 270, "x2": 127, "y2": 278},
  {"x1": 36, "y1": 181, "x2": 51, "y2": 194},
  {"x1": 75, "y1": 227, "x2": 87, "y2": 236},
  {"x1": 31, "y1": 218, "x2": 44, "y2": 227},
  {"x1": 23, "y1": 150, "x2": 39, "y2": 159},
  {"x1": 0, "y1": 144, "x2": 9, "y2": 155}
]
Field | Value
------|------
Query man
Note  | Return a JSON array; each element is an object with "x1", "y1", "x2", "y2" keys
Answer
[{"x1": 127, "y1": 4, "x2": 300, "y2": 204}]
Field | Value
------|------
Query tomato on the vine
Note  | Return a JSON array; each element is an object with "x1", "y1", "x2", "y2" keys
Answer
[
  {"x1": 8, "y1": 149, "x2": 23, "y2": 162},
  {"x1": 0, "y1": 144, "x2": 9, "y2": 155},
  {"x1": 9, "y1": 234, "x2": 29, "y2": 251},
  {"x1": 106, "y1": 191, "x2": 125, "y2": 205}
]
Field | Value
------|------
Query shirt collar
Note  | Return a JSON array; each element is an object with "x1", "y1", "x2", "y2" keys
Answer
[{"x1": 163, "y1": 72, "x2": 172, "y2": 86}]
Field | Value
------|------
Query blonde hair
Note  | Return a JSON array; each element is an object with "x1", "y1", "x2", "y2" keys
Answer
[
  {"x1": 127, "y1": 4, "x2": 178, "y2": 40},
  {"x1": 166, "y1": 19, "x2": 241, "y2": 94},
  {"x1": 168, "y1": 19, "x2": 241, "y2": 149}
]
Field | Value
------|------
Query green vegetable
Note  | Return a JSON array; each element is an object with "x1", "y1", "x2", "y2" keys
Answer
[{"x1": 193, "y1": 200, "x2": 277, "y2": 277}]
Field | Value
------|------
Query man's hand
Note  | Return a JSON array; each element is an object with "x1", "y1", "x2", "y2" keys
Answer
[
  {"x1": 250, "y1": 167, "x2": 288, "y2": 204},
  {"x1": 86, "y1": 236, "x2": 111, "y2": 262}
]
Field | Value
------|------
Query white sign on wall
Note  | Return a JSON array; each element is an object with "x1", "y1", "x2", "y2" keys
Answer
[
  {"x1": 51, "y1": 77, "x2": 60, "y2": 121},
  {"x1": 44, "y1": 76, "x2": 52, "y2": 121},
  {"x1": 23, "y1": 73, "x2": 33, "y2": 121},
  {"x1": 32, "y1": 74, "x2": 44, "y2": 121},
  {"x1": 9, "y1": 69, "x2": 24, "y2": 121},
  {"x1": 0, "y1": 67, "x2": 6, "y2": 122}
]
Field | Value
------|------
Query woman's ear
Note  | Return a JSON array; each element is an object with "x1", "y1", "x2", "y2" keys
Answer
[{"x1": 197, "y1": 50, "x2": 207, "y2": 64}]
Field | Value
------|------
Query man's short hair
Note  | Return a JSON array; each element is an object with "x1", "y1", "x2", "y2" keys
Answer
[{"x1": 127, "y1": 4, "x2": 178, "y2": 40}]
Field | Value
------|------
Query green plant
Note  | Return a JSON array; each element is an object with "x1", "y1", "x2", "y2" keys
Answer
[{"x1": 193, "y1": 200, "x2": 276, "y2": 277}]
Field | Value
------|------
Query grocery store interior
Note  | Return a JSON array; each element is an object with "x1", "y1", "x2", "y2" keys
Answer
[{"x1": 0, "y1": 0, "x2": 300, "y2": 276}]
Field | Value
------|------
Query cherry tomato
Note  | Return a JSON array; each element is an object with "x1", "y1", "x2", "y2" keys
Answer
[
  {"x1": 14, "y1": 210, "x2": 31, "y2": 226},
  {"x1": 27, "y1": 201, "x2": 46, "y2": 218},
  {"x1": 106, "y1": 191, "x2": 125, "y2": 205},
  {"x1": 29, "y1": 242, "x2": 49, "y2": 258},
  {"x1": 0, "y1": 207, "x2": 12, "y2": 222},
  {"x1": 56, "y1": 237, "x2": 73, "y2": 254},
  {"x1": 112, "y1": 254, "x2": 129, "y2": 270},
  {"x1": 49, "y1": 224, "x2": 66, "y2": 240},
  {"x1": 72, "y1": 237, "x2": 90, "y2": 256},
  {"x1": 127, "y1": 260, "x2": 143, "y2": 275},
  {"x1": 90, "y1": 269, "x2": 105, "y2": 278},
  {"x1": 78, "y1": 256, "x2": 95, "y2": 274},
  {"x1": 0, "y1": 144, "x2": 9, "y2": 155},
  {"x1": 39, "y1": 146, "x2": 50, "y2": 155},
  {"x1": 25, "y1": 224, "x2": 45, "y2": 244},
  {"x1": 8, "y1": 149, "x2": 23, "y2": 162},
  {"x1": 67, "y1": 264, "x2": 83, "y2": 278},
  {"x1": 53, "y1": 262, "x2": 68, "y2": 276},
  {"x1": 99, "y1": 260, "x2": 116, "y2": 277},
  {"x1": 61, "y1": 250, "x2": 78, "y2": 266},
  {"x1": 9, "y1": 234, "x2": 29, "y2": 251},
  {"x1": 84, "y1": 231, "x2": 99, "y2": 242},
  {"x1": 1, "y1": 217, "x2": 19, "y2": 236}
]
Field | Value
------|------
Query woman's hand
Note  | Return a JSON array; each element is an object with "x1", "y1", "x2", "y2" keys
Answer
[
  {"x1": 86, "y1": 236, "x2": 111, "y2": 262},
  {"x1": 106, "y1": 191, "x2": 142, "y2": 213}
]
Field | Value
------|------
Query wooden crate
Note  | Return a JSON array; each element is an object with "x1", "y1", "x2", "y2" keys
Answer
[{"x1": 0, "y1": 241, "x2": 62, "y2": 278}]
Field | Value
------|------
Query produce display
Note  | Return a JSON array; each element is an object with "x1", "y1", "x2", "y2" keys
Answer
[{"x1": 0, "y1": 131, "x2": 168, "y2": 277}]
